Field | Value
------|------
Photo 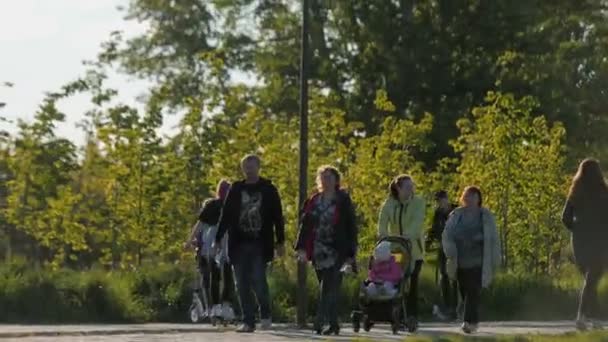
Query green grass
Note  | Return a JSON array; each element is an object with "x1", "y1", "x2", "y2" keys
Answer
[
  {"x1": 0, "y1": 256, "x2": 606, "y2": 323},
  {"x1": 353, "y1": 331, "x2": 608, "y2": 342}
]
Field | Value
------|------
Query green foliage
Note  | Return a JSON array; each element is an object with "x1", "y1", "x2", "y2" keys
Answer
[
  {"x1": 0, "y1": 260, "x2": 605, "y2": 324},
  {"x1": 452, "y1": 92, "x2": 568, "y2": 273},
  {"x1": 2, "y1": 0, "x2": 602, "y2": 323}
]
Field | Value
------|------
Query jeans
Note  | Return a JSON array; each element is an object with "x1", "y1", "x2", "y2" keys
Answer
[
  {"x1": 578, "y1": 266, "x2": 604, "y2": 319},
  {"x1": 406, "y1": 260, "x2": 423, "y2": 319},
  {"x1": 457, "y1": 267, "x2": 482, "y2": 324},
  {"x1": 198, "y1": 256, "x2": 234, "y2": 305},
  {"x1": 232, "y1": 242, "x2": 271, "y2": 327},
  {"x1": 315, "y1": 264, "x2": 343, "y2": 329},
  {"x1": 438, "y1": 249, "x2": 459, "y2": 314}
]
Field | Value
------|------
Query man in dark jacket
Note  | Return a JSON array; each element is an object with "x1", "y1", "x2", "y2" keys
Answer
[
  {"x1": 429, "y1": 190, "x2": 458, "y2": 319},
  {"x1": 214, "y1": 154, "x2": 285, "y2": 333}
]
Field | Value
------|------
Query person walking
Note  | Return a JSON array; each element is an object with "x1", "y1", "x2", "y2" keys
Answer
[
  {"x1": 562, "y1": 158, "x2": 608, "y2": 331},
  {"x1": 378, "y1": 174, "x2": 426, "y2": 332},
  {"x1": 442, "y1": 186, "x2": 501, "y2": 334},
  {"x1": 214, "y1": 154, "x2": 285, "y2": 333},
  {"x1": 184, "y1": 179, "x2": 235, "y2": 321},
  {"x1": 428, "y1": 190, "x2": 458, "y2": 320},
  {"x1": 295, "y1": 165, "x2": 358, "y2": 336}
]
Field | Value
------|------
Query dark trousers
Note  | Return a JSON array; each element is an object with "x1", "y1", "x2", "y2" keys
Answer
[
  {"x1": 315, "y1": 264, "x2": 343, "y2": 329},
  {"x1": 198, "y1": 256, "x2": 234, "y2": 305},
  {"x1": 406, "y1": 260, "x2": 423, "y2": 319},
  {"x1": 578, "y1": 266, "x2": 604, "y2": 319},
  {"x1": 438, "y1": 249, "x2": 459, "y2": 314},
  {"x1": 457, "y1": 267, "x2": 482, "y2": 324},
  {"x1": 232, "y1": 242, "x2": 271, "y2": 327}
]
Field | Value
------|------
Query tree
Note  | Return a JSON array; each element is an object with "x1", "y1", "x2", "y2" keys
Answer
[
  {"x1": 4, "y1": 96, "x2": 78, "y2": 266},
  {"x1": 347, "y1": 92, "x2": 434, "y2": 256},
  {"x1": 452, "y1": 92, "x2": 567, "y2": 273}
]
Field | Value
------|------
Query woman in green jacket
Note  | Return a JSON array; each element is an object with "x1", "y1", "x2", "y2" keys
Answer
[{"x1": 378, "y1": 174, "x2": 426, "y2": 332}]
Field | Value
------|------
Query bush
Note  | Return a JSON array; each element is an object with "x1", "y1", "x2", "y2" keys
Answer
[{"x1": 0, "y1": 258, "x2": 606, "y2": 323}]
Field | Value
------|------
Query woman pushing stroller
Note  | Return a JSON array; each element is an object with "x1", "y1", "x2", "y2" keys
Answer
[
  {"x1": 184, "y1": 179, "x2": 236, "y2": 322},
  {"x1": 378, "y1": 174, "x2": 426, "y2": 332}
]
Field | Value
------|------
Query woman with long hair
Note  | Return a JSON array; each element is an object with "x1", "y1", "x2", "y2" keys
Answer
[
  {"x1": 562, "y1": 158, "x2": 608, "y2": 330},
  {"x1": 184, "y1": 179, "x2": 235, "y2": 321},
  {"x1": 378, "y1": 174, "x2": 426, "y2": 332},
  {"x1": 442, "y1": 186, "x2": 501, "y2": 334},
  {"x1": 295, "y1": 165, "x2": 358, "y2": 335}
]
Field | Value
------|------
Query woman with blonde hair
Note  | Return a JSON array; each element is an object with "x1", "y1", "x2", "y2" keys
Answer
[
  {"x1": 562, "y1": 158, "x2": 608, "y2": 330},
  {"x1": 442, "y1": 186, "x2": 501, "y2": 334},
  {"x1": 295, "y1": 165, "x2": 358, "y2": 335}
]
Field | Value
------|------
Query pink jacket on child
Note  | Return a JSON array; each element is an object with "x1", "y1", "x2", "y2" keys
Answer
[{"x1": 368, "y1": 256, "x2": 403, "y2": 284}]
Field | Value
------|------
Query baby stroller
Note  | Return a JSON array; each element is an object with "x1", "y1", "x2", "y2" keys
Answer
[
  {"x1": 351, "y1": 236, "x2": 412, "y2": 335},
  {"x1": 188, "y1": 223, "x2": 235, "y2": 326}
]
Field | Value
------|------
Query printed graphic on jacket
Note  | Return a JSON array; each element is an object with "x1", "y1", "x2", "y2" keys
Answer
[{"x1": 239, "y1": 190, "x2": 263, "y2": 237}]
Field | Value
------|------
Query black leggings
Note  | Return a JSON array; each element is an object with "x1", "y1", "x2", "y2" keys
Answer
[
  {"x1": 457, "y1": 267, "x2": 482, "y2": 324},
  {"x1": 406, "y1": 260, "x2": 423, "y2": 319},
  {"x1": 579, "y1": 266, "x2": 604, "y2": 319},
  {"x1": 198, "y1": 256, "x2": 234, "y2": 305},
  {"x1": 438, "y1": 249, "x2": 459, "y2": 313}
]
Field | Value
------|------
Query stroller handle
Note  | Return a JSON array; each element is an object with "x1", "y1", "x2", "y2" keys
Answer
[{"x1": 376, "y1": 236, "x2": 412, "y2": 250}]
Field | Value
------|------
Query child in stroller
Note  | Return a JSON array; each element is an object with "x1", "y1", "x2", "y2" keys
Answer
[
  {"x1": 352, "y1": 236, "x2": 412, "y2": 335},
  {"x1": 366, "y1": 241, "x2": 403, "y2": 298}
]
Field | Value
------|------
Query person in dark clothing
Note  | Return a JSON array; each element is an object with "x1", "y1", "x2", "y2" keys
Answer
[
  {"x1": 214, "y1": 154, "x2": 285, "y2": 333},
  {"x1": 561, "y1": 158, "x2": 608, "y2": 331},
  {"x1": 184, "y1": 180, "x2": 235, "y2": 320},
  {"x1": 429, "y1": 190, "x2": 458, "y2": 319},
  {"x1": 295, "y1": 165, "x2": 358, "y2": 336}
]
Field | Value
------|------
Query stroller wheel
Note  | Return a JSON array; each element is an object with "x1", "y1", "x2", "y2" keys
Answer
[
  {"x1": 391, "y1": 307, "x2": 401, "y2": 334},
  {"x1": 351, "y1": 311, "x2": 361, "y2": 333},
  {"x1": 189, "y1": 305, "x2": 200, "y2": 323},
  {"x1": 406, "y1": 316, "x2": 418, "y2": 333},
  {"x1": 363, "y1": 317, "x2": 373, "y2": 332}
]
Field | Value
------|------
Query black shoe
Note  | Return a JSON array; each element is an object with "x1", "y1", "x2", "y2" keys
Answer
[
  {"x1": 313, "y1": 324, "x2": 322, "y2": 335},
  {"x1": 322, "y1": 326, "x2": 340, "y2": 336}
]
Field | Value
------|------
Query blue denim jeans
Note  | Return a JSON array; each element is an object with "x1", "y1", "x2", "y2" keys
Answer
[{"x1": 232, "y1": 242, "x2": 270, "y2": 327}]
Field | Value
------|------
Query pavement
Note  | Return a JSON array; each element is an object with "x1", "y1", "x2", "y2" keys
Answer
[{"x1": 0, "y1": 321, "x2": 602, "y2": 341}]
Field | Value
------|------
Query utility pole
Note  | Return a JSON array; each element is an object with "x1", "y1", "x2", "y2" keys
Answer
[{"x1": 296, "y1": 0, "x2": 310, "y2": 329}]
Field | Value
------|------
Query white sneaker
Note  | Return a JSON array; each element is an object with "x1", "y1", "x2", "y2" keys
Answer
[
  {"x1": 200, "y1": 307, "x2": 209, "y2": 318},
  {"x1": 221, "y1": 303, "x2": 235, "y2": 321},
  {"x1": 462, "y1": 322, "x2": 478, "y2": 334},
  {"x1": 260, "y1": 318, "x2": 272, "y2": 330},
  {"x1": 211, "y1": 304, "x2": 223, "y2": 318},
  {"x1": 236, "y1": 323, "x2": 255, "y2": 333}
]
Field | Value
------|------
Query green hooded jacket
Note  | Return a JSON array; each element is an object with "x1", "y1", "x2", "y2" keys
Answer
[{"x1": 378, "y1": 195, "x2": 426, "y2": 261}]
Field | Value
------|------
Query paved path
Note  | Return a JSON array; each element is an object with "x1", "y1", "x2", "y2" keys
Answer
[{"x1": 0, "y1": 321, "x2": 603, "y2": 341}]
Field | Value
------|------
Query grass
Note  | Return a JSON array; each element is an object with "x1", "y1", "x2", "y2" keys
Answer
[
  {"x1": 0, "y1": 255, "x2": 606, "y2": 323},
  {"x1": 354, "y1": 331, "x2": 608, "y2": 342}
]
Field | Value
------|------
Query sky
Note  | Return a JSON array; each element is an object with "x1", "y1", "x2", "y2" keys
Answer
[{"x1": 0, "y1": 0, "x2": 172, "y2": 145}]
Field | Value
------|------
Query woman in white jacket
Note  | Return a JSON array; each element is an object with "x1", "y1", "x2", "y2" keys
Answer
[{"x1": 442, "y1": 186, "x2": 501, "y2": 334}]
